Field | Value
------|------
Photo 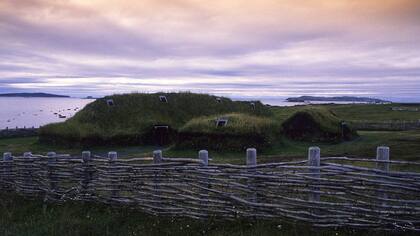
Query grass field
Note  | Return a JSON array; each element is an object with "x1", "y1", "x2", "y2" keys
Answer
[
  {"x1": 2, "y1": 130, "x2": 420, "y2": 163},
  {"x1": 271, "y1": 103, "x2": 420, "y2": 123},
  {"x1": 2, "y1": 192, "x2": 414, "y2": 236},
  {"x1": 1, "y1": 103, "x2": 420, "y2": 235},
  {"x1": 1, "y1": 131, "x2": 420, "y2": 235}
]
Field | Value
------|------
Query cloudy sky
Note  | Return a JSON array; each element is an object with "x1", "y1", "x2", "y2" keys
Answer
[{"x1": 1, "y1": 0, "x2": 420, "y2": 102}]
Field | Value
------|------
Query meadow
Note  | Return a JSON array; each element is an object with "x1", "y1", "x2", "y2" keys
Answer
[
  {"x1": 2, "y1": 192, "x2": 398, "y2": 236},
  {"x1": 1, "y1": 101, "x2": 420, "y2": 235}
]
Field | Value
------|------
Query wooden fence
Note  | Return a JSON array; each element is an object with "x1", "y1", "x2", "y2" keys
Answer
[{"x1": 1, "y1": 147, "x2": 420, "y2": 231}]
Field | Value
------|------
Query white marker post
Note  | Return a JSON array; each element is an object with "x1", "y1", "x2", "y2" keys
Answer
[
  {"x1": 81, "y1": 151, "x2": 92, "y2": 195},
  {"x1": 108, "y1": 151, "x2": 118, "y2": 198},
  {"x1": 47, "y1": 152, "x2": 57, "y2": 193},
  {"x1": 246, "y1": 148, "x2": 257, "y2": 203},
  {"x1": 199, "y1": 150, "x2": 209, "y2": 216},
  {"x1": 376, "y1": 146, "x2": 390, "y2": 206},
  {"x1": 308, "y1": 147, "x2": 321, "y2": 202},
  {"x1": 2, "y1": 152, "x2": 13, "y2": 190}
]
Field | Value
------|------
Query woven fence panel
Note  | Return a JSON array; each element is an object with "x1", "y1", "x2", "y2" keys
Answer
[{"x1": 1, "y1": 153, "x2": 420, "y2": 231}]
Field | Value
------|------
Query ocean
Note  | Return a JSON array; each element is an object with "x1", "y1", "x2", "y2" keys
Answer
[{"x1": 0, "y1": 97, "x2": 95, "y2": 129}]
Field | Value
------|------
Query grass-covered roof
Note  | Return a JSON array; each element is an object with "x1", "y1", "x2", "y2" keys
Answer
[
  {"x1": 179, "y1": 113, "x2": 279, "y2": 136},
  {"x1": 176, "y1": 113, "x2": 281, "y2": 151},
  {"x1": 39, "y1": 92, "x2": 271, "y2": 145},
  {"x1": 282, "y1": 107, "x2": 357, "y2": 142}
]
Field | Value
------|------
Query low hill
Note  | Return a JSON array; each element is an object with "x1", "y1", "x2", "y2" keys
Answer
[
  {"x1": 282, "y1": 107, "x2": 357, "y2": 142},
  {"x1": 39, "y1": 92, "x2": 271, "y2": 146},
  {"x1": 177, "y1": 113, "x2": 280, "y2": 151},
  {"x1": 0, "y1": 92, "x2": 70, "y2": 98},
  {"x1": 286, "y1": 96, "x2": 390, "y2": 103}
]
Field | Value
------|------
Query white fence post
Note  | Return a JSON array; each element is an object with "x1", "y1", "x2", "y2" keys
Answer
[
  {"x1": 246, "y1": 148, "x2": 257, "y2": 166},
  {"x1": 246, "y1": 148, "x2": 257, "y2": 203},
  {"x1": 308, "y1": 147, "x2": 321, "y2": 202},
  {"x1": 47, "y1": 152, "x2": 57, "y2": 194},
  {"x1": 199, "y1": 150, "x2": 210, "y2": 216},
  {"x1": 108, "y1": 151, "x2": 118, "y2": 198},
  {"x1": 108, "y1": 151, "x2": 118, "y2": 161},
  {"x1": 3, "y1": 152, "x2": 12, "y2": 161},
  {"x1": 2, "y1": 152, "x2": 13, "y2": 190},
  {"x1": 376, "y1": 146, "x2": 390, "y2": 171},
  {"x1": 153, "y1": 150, "x2": 162, "y2": 164},
  {"x1": 199, "y1": 150, "x2": 209, "y2": 166},
  {"x1": 153, "y1": 150, "x2": 162, "y2": 205},
  {"x1": 23, "y1": 152, "x2": 33, "y2": 194},
  {"x1": 82, "y1": 151, "x2": 91, "y2": 162},
  {"x1": 376, "y1": 146, "x2": 390, "y2": 206},
  {"x1": 81, "y1": 151, "x2": 92, "y2": 195}
]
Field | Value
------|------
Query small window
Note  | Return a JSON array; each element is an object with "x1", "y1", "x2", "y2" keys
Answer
[
  {"x1": 216, "y1": 118, "x2": 228, "y2": 127},
  {"x1": 106, "y1": 99, "x2": 115, "y2": 106},
  {"x1": 250, "y1": 102, "x2": 256, "y2": 110},
  {"x1": 159, "y1": 96, "x2": 168, "y2": 103},
  {"x1": 154, "y1": 125, "x2": 169, "y2": 130},
  {"x1": 216, "y1": 97, "x2": 222, "y2": 103}
]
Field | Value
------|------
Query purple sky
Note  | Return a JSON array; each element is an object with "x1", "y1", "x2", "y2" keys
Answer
[{"x1": 1, "y1": 0, "x2": 420, "y2": 102}]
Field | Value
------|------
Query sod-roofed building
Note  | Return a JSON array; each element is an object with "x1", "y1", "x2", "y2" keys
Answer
[{"x1": 39, "y1": 93, "x2": 272, "y2": 146}]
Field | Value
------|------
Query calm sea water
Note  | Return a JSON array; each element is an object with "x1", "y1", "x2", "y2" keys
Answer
[
  {"x1": 0, "y1": 98, "x2": 95, "y2": 129},
  {"x1": 0, "y1": 97, "x2": 364, "y2": 130}
]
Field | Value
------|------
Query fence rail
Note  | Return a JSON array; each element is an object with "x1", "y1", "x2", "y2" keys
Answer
[{"x1": 1, "y1": 147, "x2": 420, "y2": 231}]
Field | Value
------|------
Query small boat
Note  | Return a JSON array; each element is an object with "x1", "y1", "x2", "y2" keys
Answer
[{"x1": 58, "y1": 114, "x2": 66, "y2": 118}]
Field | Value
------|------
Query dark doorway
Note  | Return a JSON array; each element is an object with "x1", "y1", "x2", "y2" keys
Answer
[{"x1": 153, "y1": 125, "x2": 170, "y2": 146}]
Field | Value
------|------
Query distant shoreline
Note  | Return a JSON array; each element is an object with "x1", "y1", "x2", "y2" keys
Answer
[
  {"x1": 286, "y1": 96, "x2": 391, "y2": 104},
  {"x1": 0, "y1": 92, "x2": 70, "y2": 98}
]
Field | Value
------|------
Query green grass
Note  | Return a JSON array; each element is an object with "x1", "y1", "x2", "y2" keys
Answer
[
  {"x1": 2, "y1": 129, "x2": 420, "y2": 235},
  {"x1": 271, "y1": 105, "x2": 306, "y2": 123},
  {"x1": 2, "y1": 102, "x2": 420, "y2": 235},
  {"x1": 0, "y1": 136, "x2": 157, "y2": 158},
  {"x1": 328, "y1": 103, "x2": 420, "y2": 121},
  {"x1": 281, "y1": 107, "x2": 357, "y2": 142},
  {"x1": 176, "y1": 113, "x2": 281, "y2": 151},
  {"x1": 271, "y1": 103, "x2": 420, "y2": 123},
  {"x1": 38, "y1": 94, "x2": 420, "y2": 149},
  {"x1": 0, "y1": 193, "x2": 408, "y2": 236},
  {"x1": 2, "y1": 130, "x2": 420, "y2": 164},
  {"x1": 180, "y1": 113, "x2": 279, "y2": 135},
  {"x1": 39, "y1": 93, "x2": 271, "y2": 146}
]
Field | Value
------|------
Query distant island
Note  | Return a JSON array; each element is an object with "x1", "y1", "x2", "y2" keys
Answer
[
  {"x1": 286, "y1": 96, "x2": 391, "y2": 103},
  {"x1": 0, "y1": 93, "x2": 70, "y2": 98}
]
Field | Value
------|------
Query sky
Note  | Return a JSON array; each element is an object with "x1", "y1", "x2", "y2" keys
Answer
[{"x1": 1, "y1": 0, "x2": 420, "y2": 102}]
